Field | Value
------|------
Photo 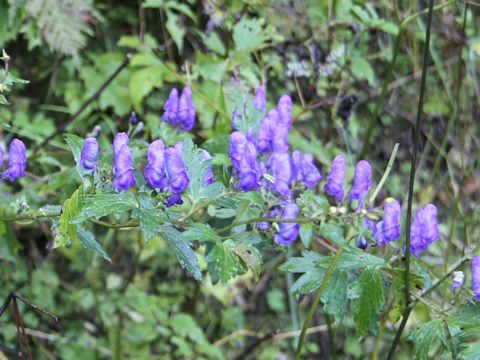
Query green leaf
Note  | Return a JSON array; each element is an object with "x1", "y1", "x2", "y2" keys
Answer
[
  {"x1": 166, "y1": 10, "x2": 185, "y2": 51},
  {"x1": 182, "y1": 136, "x2": 213, "y2": 202},
  {"x1": 64, "y1": 133, "x2": 84, "y2": 176},
  {"x1": 290, "y1": 268, "x2": 325, "y2": 297},
  {"x1": 350, "y1": 57, "x2": 375, "y2": 85},
  {"x1": 351, "y1": 267, "x2": 384, "y2": 336},
  {"x1": 228, "y1": 236, "x2": 263, "y2": 280},
  {"x1": 129, "y1": 67, "x2": 164, "y2": 110},
  {"x1": 74, "y1": 192, "x2": 138, "y2": 223},
  {"x1": 205, "y1": 240, "x2": 242, "y2": 284},
  {"x1": 137, "y1": 208, "x2": 167, "y2": 242},
  {"x1": 159, "y1": 225, "x2": 202, "y2": 281},
  {"x1": 300, "y1": 223, "x2": 314, "y2": 248},
  {"x1": 183, "y1": 223, "x2": 221, "y2": 243},
  {"x1": 319, "y1": 222, "x2": 344, "y2": 245},
  {"x1": 409, "y1": 320, "x2": 446, "y2": 360},
  {"x1": 0, "y1": 94, "x2": 8, "y2": 105},
  {"x1": 321, "y1": 270, "x2": 349, "y2": 323},
  {"x1": 233, "y1": 18, "x2": 271, "y2": 53},
  {"x1": 55, "y1": 188, "x2": 82, "y2": 247},
  {"x1": 76, "y1": 226, "x2": 111, "y2": 261}
]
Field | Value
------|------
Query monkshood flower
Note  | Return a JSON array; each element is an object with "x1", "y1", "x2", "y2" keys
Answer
[
  {"x1": 178, "y1": 86, "x2": 196, "y2": 131},
  {"x1": 274, "y1": 203, "x2": 300, "y2": 246},
  {"x1": 271, "y1": 123, "x2": 290, "y2": 153},
  {"x1": 129, "y1": 111, "x2": 138, "y2": 125},
  {"x1": 254, "y1": 85, "x2": 266, "y2": 110},
  {"x1": 325, "y1": 155, "x2": 346, "y2": 202},
  {"x1": 162, "y1": 88, "x2": 179, "y2": 125},
  {"x1": 451, "y1": 271, "x2": 464, "y2": 293},
  {"x1": 80, "y1": 137, "x2": 99, "y2": 172},
  {"x1": 256, "y1": 207, "x2": 281, "y2": 232},
  {"x1": 410, "y1": 204, "x2": 440, "y2": 257},
  {"x1": 277, "y1": 95, "x2": 293, "y2": 129},
  {"x1": 375, "y1": 199, "x2": 401, "y2": 246},
  {"x1": 200, "y1": 149, "x2": 214, "y2": 186},
  {"x1": 358, "y1": 217, "x2": 376, "y2": 250},
  {"x1": 257, "y1": 109, "x2": 277, "y2": 153},
  {"x1": 291, "y1": 150, "x2": 322, "y2": 188},
  {"x1": 472, "y1": 256, "x2": 480, "y2": 301},
  {"x1": 229, "y1": 131, "x2": 248, "y2": 170},
  {"x1": 357, "y1": 236, "x2": 368, "y2": 250},
  {"x1": 113, "y1": 133, "x2": 136, "y2": 191},
  {"x1": 165, "y1": 142, "x2": 189, "y2": 205},
  {"x1": 145, "y1": 140, "x2": 168, "y2": 190},
  {"x1": 268, "y1": 152, "x2": 292, "y2": 197},
  {"x1": 349, "y1": 160, "x2": 372, "y2": 209},
  {"x1": 4, "y1": 139, "x2": 27, "y2": 182},
  {"x1": 229, "y1": 131, "x2": 260, "y2": 191}
]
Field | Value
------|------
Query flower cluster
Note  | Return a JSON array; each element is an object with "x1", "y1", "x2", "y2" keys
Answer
[
  {"x1": 162, "y1": 87, "x2": 196, "y2": 131},
  {"x1": 1, "y1": 138, "x2": 27, "y2": 182},
  {"x1": 79, "y1": 133, "x2": 213, "y2": 207}
]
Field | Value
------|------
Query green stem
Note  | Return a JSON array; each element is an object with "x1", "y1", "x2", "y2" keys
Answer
[
  {"x1": 294, "y1": 247, "x2": 345, "y2": 359},
  {"x1": 215, "y1": 216, "x2": 322, "y2": 234},
  {"x1": 368, "y1": 143, "x2": 399, "y2": 205}
]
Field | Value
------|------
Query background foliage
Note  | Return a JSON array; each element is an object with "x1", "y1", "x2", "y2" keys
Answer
[{"x1": 0, "y1": 0, "x2": 479, "y2": 359}]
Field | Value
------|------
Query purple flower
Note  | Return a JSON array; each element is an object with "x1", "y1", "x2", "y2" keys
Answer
[
  {"x1": 349, "y1": 160, "x2": 372, "y2": 209},
  {"x1": 229, "y1": 131, "x2": 259, "y2": 191},
  {"x1": 271, "y1": 123, "x2": 289, "y2": 153},
  {"x1": 165, "y1": 142, "x2": 189, "y2": 196},
  {"x1": 325, "y1": 155, "x2": 346, "y2": 202},
  {"x1": 113, "y1": 133, "x2": 136, "y2": 191},
  {"x1": 256, "y1": 207, "x2": 281, "y2": 232},
  {"x1": 274, "y1": 203, "x2": 300, "y2": 246},
  {"x1": 291, "y1": 150, "x2": 322, "y2": 188},
  {"x1": 80, "y1": 137, "x2": 99, "y2": 172},
  {"x1": 178, "y1": 86, "x2": 196, "y2": 131},
  {"x1": 254, "y1": 85, "x2": 266, "y2": 110},
  {"x1": 200, "y1": 149, "x2": 214, "y2": 186},
  {"x1": 4, "y1": 139, "x2": 27, "y2": 182},
  {"x1": 257, "y1": 109, "x2": 276, "y2": 153},
  {"x1": 410, "y1": 204, "x2": 440, "y2": 257},
  {"x1": 0, "y1": 146, "x2": 4, "y2": 169},
  {"x1": 277, "y1": 95, "x2": 293, "y2": 129},
  {"x1": 472, "y1": 256, "x2": 480, "y2": 301},
  {"x1": 358, "y1": 218, "x2": 376, "y2": 249},
  {"x1": 357, "y1": 237, "x2": 368, "y2": 250},
  {"x1": 451, "y1": 271, "x2": 464, "y2": 293},
  {"x1": 268, "y1": 152, "x2": 292, "y2": 197},
  {"x1": 129, "y1": 111, "x2": 138, "y2": 125},
  {"x1": 145, "y1": 140, "x2": 168, "y2": 190},
  {"x1": 375, "y1": 200, "x2": 401, "y2": 246},
  {"x1": 162, "y1": 88, "x2": 179, "y2": 125}
]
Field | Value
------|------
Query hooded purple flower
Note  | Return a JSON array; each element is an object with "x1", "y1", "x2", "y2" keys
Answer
[
  {"x1": 165, "y1": 142, "x2": 189, "y2": 201},
  {"x1": 358, "y1": 217, "x2": 376, "y2": 250},
  {"x1": 357, "y1": 237, "x2": 368, "y2": 250},
  {"x1": 0, "y1": 146, "x2": 4, "y2": 169},
  {"x1": 145, "y1": 140, "x2": 168, "y2": 190},
  {"x1": 451, "y1": 271, "x2": 464, "y2": 293},
  {"x1": 274, "y1": 203, "x2": 300, "y2": 245},
  {"x1": 410, "y1": 204, "x2": 440, "y2": 257},
  {"x1": 178, "y1": 86, "x2": 196, "y2": 131},
  {"x1": 113, "y1": 133, "x2": 136, "y2": 191},
  {"x1": 254, "y1": 85, "x2": 266, "y2": 110},
  {"x1": 256, "y1": 206, "x2": 281, "y2": 232},
  {"x1": 291, "y1": 151, "x2": 322, "y2": 188},
  {"x1": 271, "y1": 123, "x2": 289, "y2": 153},
  {"x1": 268, "y1": 152, "x2": 292, "y2": 197},
  {"x1": 257, "y1": 110, "x2": 275, "y2": 153},
  {"x1": 277, "y1": 95, "x2": 293, "y2": 129},
  {"x1": 80, "y1": 137, "x2": 99, "y2": 172},
  {"x1": 129, "y1": 111, "x2": 138, "y2": 125},
  {"x1": 375, "y1": 200, "x2": 401, "y2": 246},
  {"x1": 229, "y1": 131, "x2": 259, "y2": 191},
  {"x1": 349, "y1": 160, "x2": 372, "y2": 209},
  {"x1": 472, "y1": 256, "x2": 480, "y2": 301},
  {"x1": 200, "y1": 149, "x2": 214, "y2": 186},
  {"x1": 4, "y1": 139, "x2": 27, "y2": 182},
  {"x1": 325, "y1": 155, "x2": 346, "y2": 202},
  {"x1": 162, "y1": 88, "x2": 179, "y2": 125}
]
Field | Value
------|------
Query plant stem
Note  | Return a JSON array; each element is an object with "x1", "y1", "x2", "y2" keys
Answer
[
  {"x1": 294, "y1": 247, "x2": 344, "y2": 359},
  {"x1": 368, "y1": 143, "x2": 399, "y2": 205},
  {"x1": 215, "y1": 216, "x2": 322, "y2": 234}
]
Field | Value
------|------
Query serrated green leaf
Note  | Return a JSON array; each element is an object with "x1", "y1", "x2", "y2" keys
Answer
[
  {"x1": 74, "y1": 192, "x2": 138, "y2": 223},
  {"x1": 183, "y1": 223, "x2": 220, "y2": 243},
  {"x1": 300, "y1": 223, "x2": 313, "y2": 248},
  {"x1": 233, "y1": 18, "x2": 270, "y2": 53},
  {"x1": 76, "y1": 226, "x2": 110, "y2": 261},
  {"x1": 319, "y1": 222, "x2": 344, "y2": 245},
  {"x1": 351, "y1": 267, "x2": 384, "y2": 336},
  {"x1": 321, "y1": 270, "x2": 349, "y2": 323},
  {"x1": 159, "y1": 225, "x2": 202, "y2": 281},
  {"x1": 64, "y1": 133, "x2": 84, "y2": 175},
  {"x1": 182, "y1": 136, "x2": 212, "y2": 202},
  {"x1": 129, "y1": 67, "x2": 164, "y2": 110},
  {"x1": 166, "y1": 10, "x2": 185, "y2": 51},
  {"x1": 55, "y1": 188, "x2": 82, "y2": 247},
  {"x1": 228, "y1": 237, "x2": 263, "y2": 280},
  {"x1": 205, "y1": 240, "x2": 242, "y2": 284},
  {"x1": 409, "y1": 320, "x2": 446, "y2": 360},
  {"x1": 290, "y1": 268, "x2": 325, "y2": 297},
  {"x1": 137, "y1": 208, "x2": 167, "y2": 242}
]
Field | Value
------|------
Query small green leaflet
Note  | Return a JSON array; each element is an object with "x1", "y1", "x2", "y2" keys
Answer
[
  {"x1": 233, "y1": 18, "x2": 271, "y2": 53},
  {"x1": 182, "y1": 223, "x2": 221, "y2": 243},
  {"x1": 408, "y1": 320, "x2": 446, "y2": 360},
  {"x1": 205, "y1": 240, "x2": 242, "y2": 284},
  {"x1": 321, "y1": 270, "x2": 349, "y2": 323},
  {"x1": 74, "y1": 192, "x2": 138, "y2": 223},
  {"x1": 319, "y1": 222, "x2": 344, "y2": 245},
  {"x1": 137, "y1": 208, "x2": 167, "y2": 243},
  {"x1": 76, "y1": 226, "x2": 110, "y2": 261},
  {"x1": 159, "y1": 225, "x2": 202, "y2": 281},
  {"x1": 64, "y1": 133, "x2": 84, "y2": 176},
  {"x1": 55, "y1": 188, "x2": 82, "y2": 248},
  {"x1": 351, "y1": 267, "x2": 384, "y2": 336},
  {"x1": 299, "y1": 223, "x2": 314, "y2": 248}
]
